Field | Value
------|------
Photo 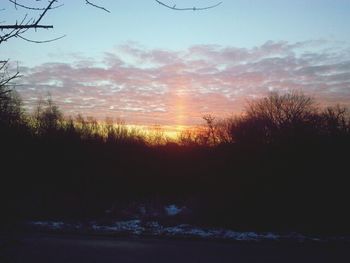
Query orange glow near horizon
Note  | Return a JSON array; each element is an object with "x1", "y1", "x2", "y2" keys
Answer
[
  {"x1": 144, "y1": 124, "x2": 190, "y2": 140},
  {"x1": 120, "y1": 123, "x2": 192, "y2": 141}
]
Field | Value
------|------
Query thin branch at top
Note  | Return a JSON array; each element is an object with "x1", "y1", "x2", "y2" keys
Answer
[
  {"x1": 17, "y1": 34, "x2": 66, "y2": 43},
  {"x1": 85, "y1": 0, "x2": 110, "y2": 13},
  {"x1": 155, "y1": 0, "x2": 223, "y2": 11},
  {"x1": 8, "y1": 0, "x2": 64, "y2": 11}
]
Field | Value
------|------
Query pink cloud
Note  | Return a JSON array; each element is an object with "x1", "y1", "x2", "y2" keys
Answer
[{"x1": 17, "y1": 41, "x2": 350, "y2": 126}]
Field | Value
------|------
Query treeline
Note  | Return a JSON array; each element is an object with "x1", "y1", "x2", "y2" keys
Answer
[
  {"x1": 1, "y1": 94, "x2": 154, "y2": 146},
  {"x1": 180, "y1": 92, "x2": 350, "y2": 146},
  {"x1": 2, "y1": 88, "x2": 350, "y2": 148},
  {"x1": 1, "y1": 85, "x2": 350, "y2": 235}
]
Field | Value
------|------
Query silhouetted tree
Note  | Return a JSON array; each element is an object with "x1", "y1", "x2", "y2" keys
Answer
[
  {"x1": 229, "y1": 92, "x2": 318, "y2": 144},
  {"x1": 105, "y1": 117, "x2": 143, "y2": 145},
  {"x1": 148, "y1": 125, "x2": 167, "y2": 146},
  {"x1": 214, "y1": 118, "x2": 235, "y2": 144},
  {"x1": 178, "y1": 128, "x2": 201, "y2": 146},
  {"x1": 202, "y1": 114, "x2": 217, "y2": 145},
  {"x1": 320, "y1": 105, "x2": 350, "y2": 137},
  {"x1": 0, "y1": 88, "x2": 24, "y2": 130},
  {"x1": 34, "y1": 95, "x2": 63, "y2": 135},
  {"x1": 0, "y1": 61, "x2": 24, "y2": 128}
]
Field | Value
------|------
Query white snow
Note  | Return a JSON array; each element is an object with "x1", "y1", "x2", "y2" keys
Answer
[
  {"x1": 92, "y1": 220, "x2": 144, "y2": 235},
  {"x1": 112, "y1": 220, "x2": 145, "y2": 235},
  {"x1": 32, "y1": 221, "x2": 65, "y2": 230},
  {"x1": 29, "y1": 220, "x2": 339, "y2": 242},
  {"x1": 223, "y1": 231, "x2": 259, "y2": 241}
]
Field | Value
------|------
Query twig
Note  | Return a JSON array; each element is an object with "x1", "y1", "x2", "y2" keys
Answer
[
  {"x1": 155, "y1": 0, "x2": 223, "y2": 11},
  {"x1": 8, "y1": 0, "x2": 64, "y2": 11},
  {"x1": 85, "y1": 0, "x2": 110, "y2": 13},
  {"x1": 0, "y1": 71, "x2": 20, "y2": 87},
  {"x1": 17, "y1": 34, "x2": 66, "y2": 43}
]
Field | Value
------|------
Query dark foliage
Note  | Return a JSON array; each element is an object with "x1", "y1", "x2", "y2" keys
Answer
[{"x1": 1, "y1": 90, "x2": 350, "y2": 235}]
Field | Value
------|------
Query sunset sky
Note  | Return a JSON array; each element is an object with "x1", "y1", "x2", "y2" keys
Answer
[{"x1": 2, "y1": 0, "x2": 350, "y2": 126}]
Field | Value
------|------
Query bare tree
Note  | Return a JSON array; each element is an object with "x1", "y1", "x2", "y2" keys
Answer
[
  {"x1": 229, "y1": 92, "x2": 318, "y2": 144},
  {"x1": 33, "y1": 94, "x2": 63, "y2": 134},
  {"x1": 0, "y1": 60, "x2": 23, "y2": 126},
  {"x1": 321, "y1": 105, "x2": 350, "y2": 137},
  {"x1": 203, "y1": 114, "x2": 217, "y2": 145},
  {"x1": 0, "y1": 60, "x2": 21, "y2": 126}
]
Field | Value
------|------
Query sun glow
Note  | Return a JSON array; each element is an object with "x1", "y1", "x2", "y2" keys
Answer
[{"x1": 131, "y1": 124, "x2": 188, "y2": 140}]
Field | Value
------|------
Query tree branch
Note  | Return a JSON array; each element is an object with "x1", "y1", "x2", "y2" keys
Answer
[
  {"x1": 34, "y1": 0, "x2": 57, "y2": 26},
  {"x1": 155, "y1": 0, "x2": 223, "y2": 11},
  {"x1": 0, "y1": 0, "x2": 60, "y2": 43},
  {"x1": 0, "y1": 69, "x2": 20, "y2": 87},
  {"x1": 0, "y1": 24, "x2": 53, "y2": 29},
  {"x1": 85, "y1": 0, "x2": 110, "y2": 13},
  {"x1": 17, "y1": 34, "x2": 66, "y2": 43},
  {"x1": 0, "y1": 1, "x2": 57, "y2": 31},
  {"x1": 8, "y1": 0, "x2": 64, "y2": 11}
]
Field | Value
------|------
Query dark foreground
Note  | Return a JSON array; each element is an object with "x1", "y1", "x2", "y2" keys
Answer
[{"x1": 1, "y1": 233, "x2": 349, "y2": 263}]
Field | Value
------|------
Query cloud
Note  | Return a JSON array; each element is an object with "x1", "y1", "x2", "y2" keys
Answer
[{"x1": 17, "y1": 40, "x2": 350, "y2": 125}]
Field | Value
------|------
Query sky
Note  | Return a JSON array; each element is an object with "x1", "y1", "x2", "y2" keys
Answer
[{"x1": 2, "y1": 0, "x2": 350, "y2": 126}]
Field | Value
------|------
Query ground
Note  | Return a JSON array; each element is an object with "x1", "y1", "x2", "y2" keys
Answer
[{"x1": 1, "y1": 233, "x2": 349, "y2": 263}]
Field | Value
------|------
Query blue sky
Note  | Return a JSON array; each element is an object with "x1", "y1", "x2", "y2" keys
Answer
[
  {"x1": 2, "y1": 0, "x2": 350, "y2": 125},
  {"x1": 3, "y1": 0, "x2": 350, "y2": 65}
]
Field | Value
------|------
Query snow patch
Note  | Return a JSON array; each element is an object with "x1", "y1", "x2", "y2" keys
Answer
[
  {"x1": 32, "y1": 221, "x2": 65, "y2": 230},
  {"x1": 29, "y1": 220, "x2": 345, "y2": 242},
  {"x1": 92, "y1": 220, "x2": 144, "y2": 235}
]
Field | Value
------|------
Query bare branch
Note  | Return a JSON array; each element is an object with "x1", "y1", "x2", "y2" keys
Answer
[
  {"x1": 8, "y1": 0, "x2": 64, "y2": 11},
  {"x1": 0, "y1": 0, "x2": 59, "y2": 44},
  {"x1": 85, "y1": 0, "x2": 110, "y2": 13},
  {"x1": 155, "y1": 0, "x2": 223, "y2": 11},
  {"x1": 34, "y1": 0, "x2": 57, "y2": 26},
  {"x1": 0, "y1": 60, "x2": 9, "y2": 71},
  {"x1": 0, "y1": 1, "x2": 57, "y2": 31},
  {"x1": 0, "y1": 61, "x2": 20, "y2": 88},
  {"x1": 17, "y1": 34, "x2": 66, "y2": 43},
  {"x1": 0, "y1": 89, "x2": 11, "y2": 97},
  {"x1": 1, "y1": 14, "x2": 32, "y2": 44},
  {"x1": 0, "y1": 24, "x2": 53, "y2": 29}
]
